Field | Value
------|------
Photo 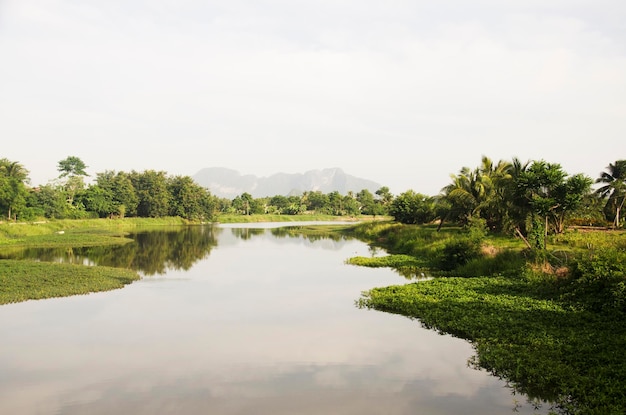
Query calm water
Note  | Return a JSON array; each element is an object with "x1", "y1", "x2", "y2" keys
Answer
[{"x1": 0, "y1": 224, "x2": 551, "y2": 414}]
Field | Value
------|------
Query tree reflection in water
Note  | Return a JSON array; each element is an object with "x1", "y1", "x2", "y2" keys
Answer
[
  {"x1": 1, "y1": 224, "x2": 355, "y2": 276},
  {"x1": 1, "y1": 226, "x2": 219, "y2": 276}
]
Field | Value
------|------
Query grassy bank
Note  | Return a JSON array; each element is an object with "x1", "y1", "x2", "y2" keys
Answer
[
  {"x1": 0, "y1": 218, "x2": 190, "y2": 304},
  {"x1": 349, "y1": 222, "x2": 626, "y2": 414},
  {"x1": 0, "y1": 260, "x2": 139, "y2": 305},
  {"x1": 214, "y1": 213, "x2": 383, "y2": 223},
  {"x1": 0, "y1": 217, "x2": 192, "y2": 248}
]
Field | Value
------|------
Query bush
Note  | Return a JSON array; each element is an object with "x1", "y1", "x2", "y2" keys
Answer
[
  {"x1": 561, "y1": 249, "x2": 626, "y2": 313},
  {"x1": 465, "y1": 216, "x2": 487, "y2": 240},
  {"x1": 439, "y1": 238, "x2": 482, "y2": 271},
  {"x1": 455, "y1": 250, "x2": 527, "y2": 278}
]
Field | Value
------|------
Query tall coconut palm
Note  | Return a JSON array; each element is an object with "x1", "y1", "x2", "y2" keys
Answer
[
  {"x1": 441, "y1": 165, "x2": 488, "y2": 225},
  {"x1": 502, "y1": 157, "x2": 531, "y2": 232},
  {"x1": 477, "y1": 156, "x2": 512, "y2": 231},
  {"x1": 440, "y1": 156, "x2": 511, "y2": 229},
  {"x1": 596, "y1": 160, "x2": 626, "y2": 228}
]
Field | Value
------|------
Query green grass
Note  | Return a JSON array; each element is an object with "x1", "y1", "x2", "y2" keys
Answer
[
  {"x1": 0, "y1": 259, "x2": 139, "y2": 305},
  {"x1": 214, "y1": 213, "x2": 371, "y2": 223},
  {"x1": 0, "y1": 217, "x2": 193, "y2": 248},
  {"x1": 549, "y1": 228, "x2": 626, "y2": 251},
  {"x1": 346, "y1": 254, "x2": 430, "y2": 279}
]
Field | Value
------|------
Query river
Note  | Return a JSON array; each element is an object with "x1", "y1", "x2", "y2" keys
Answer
[{"x1": 0, "y1": 223, "x2": 551, "y2": 414}]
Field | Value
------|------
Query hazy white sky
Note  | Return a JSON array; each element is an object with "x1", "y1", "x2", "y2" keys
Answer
[{"x1": 1, "y1": 1, "x2": 625, "y2": 196}]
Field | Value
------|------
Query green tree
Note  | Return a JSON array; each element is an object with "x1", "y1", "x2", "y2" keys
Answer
[
  {"x1": 440, "y1": 156, "x2": 511, "y2": 229},
  {"x1": 198, "y1": 190, "x2": 219, "y2": 220},
  {"x1": 232, "y1": 193, "x2": 257, "y2": 215},
  {"x1": 356, "y1": 189, "x2": 376, "y2": 215},
  {"x1": 553, "y1": 173, "x2": 593, "y2": 233},
  {"x1": 306, "y1": 191, "x2": 330, "y2": 213},
  {"x1": 375, "y1": 186, "x2": 393, "y2": 214},
  {"x1": 569, "y1": 192, "x2": 608, "y2": 227},
  {"x1": 0, "y1": 158, "x2": 30, "y2": 220},
  {"x1": 28, "y1": 184, "x2": 67, "y2": 219},
  {"x1": 595, "y1": 160, "x2": 626, "y2": 228},
  {"x1": 130, "y1": 170, "x2": 171, "y2": 217},
  {"x1": 57, "y1": 156, "x2": 89, "y2": 178},
  {"x1": 269, "y1": 195, "x2": 290, "y2": 214},
  {"x1": 390, "y1": 190, "x2": 436, "y2": 224},
  {"x1": 515, "y1": 161, "x2": 592, "y2": 246},
  {"x1": 56, "y1": 156, "x2": 89, "y2": 206},
  {"x1": 476, "y1": 156, "x2": 512, "y2": 231},
  {"x1": 440, "y1": 166, "x2": 485, "y2": 225},
  {"x1": 112, "y1": 172, "x2": 138, "y2": 217},
  {"x1": 500, "y1": 157, "x2": 531, "y2": 235},
  {"x1": 343, "y1": 192, "x2": 361, "y2": 216},
  {"x1": 94, "y1": 171, "x2": 139, "y2": 217},
  {"x1": 328, "y1": 191, "x2": 344, "y2": 215},
  {"x1": 168, "y1": 175, "x2": 214, "y2": 220},
  {"x1": 80, "y1": 185, "x2": 116, "y2": 218}
]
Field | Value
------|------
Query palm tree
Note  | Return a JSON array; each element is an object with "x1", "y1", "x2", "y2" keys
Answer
[
  {"x1": 441, "y1": 166, "x2": 485, "y2": 225},
  {"x1": 477, "y1": 156, "x2": 511, "y2": 231},
  {"x1": 502, "y1": 157, "x2": 531, "y2": 233},
  {"x1": 0, "y1": 159, "x2": 30, "y2": 220},
  {"x1": 440, "y1": 156, "x2": 510, "y2": 227},
  {"x1": 596, "y1": 160, "x2": 626, "y2": 228},
  {"x1": 0, "y1": 158, "x2": 30, "y2": 183}
]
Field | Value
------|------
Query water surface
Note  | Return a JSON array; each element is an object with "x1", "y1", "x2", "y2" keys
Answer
[{"x1": 0, "y1": 224, "x2": 551, "y2": 414}]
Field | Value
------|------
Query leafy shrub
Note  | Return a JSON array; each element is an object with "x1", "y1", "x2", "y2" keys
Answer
[
  {"x1": 439, "y1": 238, "x2": 482, "y2": 271},
  {"x1": 465, "y1": 216, "x2": 487, "y2": 241},
  {"x1": 389, "y1": 191, "x2": 436, "y2": 224},
  {"x1": 562, "y1": 249, "x2": 626, "y2": 313},
  {"x1": 455, "y1": 250, "x2": 526, "y2": 278}
]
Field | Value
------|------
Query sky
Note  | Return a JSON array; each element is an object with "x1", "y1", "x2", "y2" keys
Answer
[{"x1": 1, "y1": 1, "x2": 625, "y2": 196}]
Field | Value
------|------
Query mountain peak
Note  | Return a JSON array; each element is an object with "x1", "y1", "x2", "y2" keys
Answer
[{"x1": 192, "y1": 167, "x2": 381, "y2": 198}]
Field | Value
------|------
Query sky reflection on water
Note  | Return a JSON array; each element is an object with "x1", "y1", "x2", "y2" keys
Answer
[{"x1": 0, "y1": 225, "x2": 551, "y2": 414}]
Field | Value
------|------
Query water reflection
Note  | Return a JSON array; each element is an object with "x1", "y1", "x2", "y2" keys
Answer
[
  {"x1": 0, "y1": 223, "x2": 553, "y2": 414},
  {"x1": 0, "y1": 226, "x2": 219, "y2": 276},
  {"x1": 0, "y1": 223, "x2": 355, "y2": 276}
]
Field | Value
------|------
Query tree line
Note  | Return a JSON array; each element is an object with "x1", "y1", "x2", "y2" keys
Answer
[
  {"x1": 389, "y1": 157, "x2": 625, "y2": 247},
  {"x1": 1, "y1": 155, "x2": 624, "y2": 235},
  {"x1": 0, "y1": 156, "x2": 218, "y2": 221},
  {"x1": 0, "y1": 155, "x2": 397, "y2": 222}
]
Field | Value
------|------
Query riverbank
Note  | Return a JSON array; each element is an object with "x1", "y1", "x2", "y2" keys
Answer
[
  {"x1": 0, "y1": 217, "x2": 196, "y2": 305},
  {"x1": 214, "y1": 213, "x2": 388, "y2": 223},
  {"x1": 348, "y1": 222, "x2": 626, "y2": 414},
  {"x1": 0, "y1": 217, "x2": 192, "y2": 247}
]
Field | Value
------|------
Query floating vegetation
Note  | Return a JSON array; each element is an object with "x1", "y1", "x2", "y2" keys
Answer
[
  {"x1": 349, "y1": 222, "x2": 626, "y2": 414},
  {"x1": 0, "y1": 259, "x2": 139, "y2": 305}
]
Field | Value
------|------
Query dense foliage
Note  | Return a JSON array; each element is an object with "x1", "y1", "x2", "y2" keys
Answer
[
  {"x1": 0, "y1": 156, "x2": 396, "y2": 222},
  {"x1": 1, "y1": 156, "x2": 623, "y2": 232}
]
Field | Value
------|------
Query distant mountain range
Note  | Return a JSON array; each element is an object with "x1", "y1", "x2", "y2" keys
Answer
[{"x1": 192, "y1": 167, "x2": 382, "y2": 198}]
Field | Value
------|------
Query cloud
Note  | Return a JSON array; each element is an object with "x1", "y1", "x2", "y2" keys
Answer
[{"x1": 1, "y1": 0, "x2": 624, "y2": 194}]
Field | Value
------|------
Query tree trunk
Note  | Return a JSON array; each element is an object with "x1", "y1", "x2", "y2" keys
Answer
[
  {"x1": 543, "y1": 215, "x2": 548, "y2": 250},
  {"x1": 515, "y1": 227, "x2": 533, "y2": 250},
  {"x1": 437, "y1": 214, "x2": 447, "y2": 232},
  {"x1": 613, "y1": 196, "x2": 624, "y2": 228}
]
